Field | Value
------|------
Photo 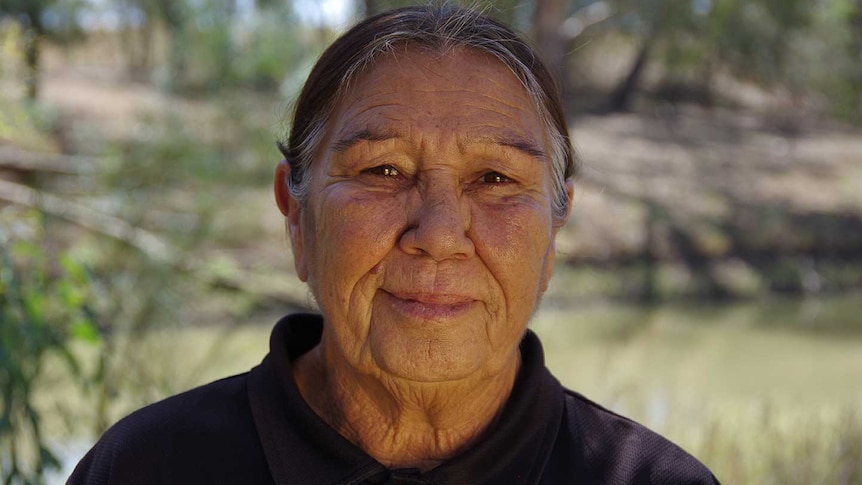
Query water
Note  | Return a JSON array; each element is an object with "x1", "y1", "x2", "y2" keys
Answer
[
  {"x1": 533, "y1": 296, "x2": 862, "y2": 426},
  {"x1": 48, "y1": 294, "x2": 862, "y2": 483}
]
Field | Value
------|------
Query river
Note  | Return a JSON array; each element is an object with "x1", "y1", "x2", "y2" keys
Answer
[{"x1": 48, "y1": 293, "x2": 862, "y2": 483}]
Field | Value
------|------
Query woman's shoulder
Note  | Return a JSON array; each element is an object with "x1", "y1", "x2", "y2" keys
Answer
[
  {"x1": 552, "y1": 390, "x2": 720, "y2": 485},
  {"x1": 67, "y1": 373, "x2": 273, "y2": 485}
]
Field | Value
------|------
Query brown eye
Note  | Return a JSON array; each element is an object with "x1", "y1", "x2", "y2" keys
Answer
[
  {"x1": 481, "y1": 172, "x2": 510, "y2": 184},
  {"x1": 366, "y1": 165, "x2": 400, "y2": 177}
]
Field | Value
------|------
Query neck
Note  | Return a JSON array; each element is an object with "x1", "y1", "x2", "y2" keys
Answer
[{"x1": 293, "y1": 343, "x2": 520, "y2": 471}]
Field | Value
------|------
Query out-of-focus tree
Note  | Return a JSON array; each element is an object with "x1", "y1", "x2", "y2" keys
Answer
[
  {"x1": 231, "y1": 0, "x2": 302, "y2": 90},
  {"x1": 535, "y1": 0, "x2": 613, "y2": 102},
  {"x1": 596, "y1": 0, "x2": 818, "y2": 111},
  {"x1": 533, "y1": 0, "x2": 567, "y2": 82},
  {"x1": 112, "y1": 0, "x2": 304, "y2": 92},
  {"x1": 845, "y1": 0, "x2": 862, "y2": 119},
  {"x1": 1, "y1": 209, "x2": 97, "y2": 484},
  {"x1": 0, "y1": 0, "x2": 84, "y2": 99},
  {"x1": 119, "y1": 0, "x2": 189, "y2": 90},
  {"x1": 361, "y1": 0, "x2": 525, "y2": 28},
  {"x1": 792, "y1": 0, "x2": 862, "y2": 121},
  {"x1": 363, "y1": 0, "x2": 378, "y2": 17}
]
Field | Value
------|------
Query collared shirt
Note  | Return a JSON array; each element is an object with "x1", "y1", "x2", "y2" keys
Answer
[{"x1": 69, "y1": 313, "x2": 720, "y2": 484}]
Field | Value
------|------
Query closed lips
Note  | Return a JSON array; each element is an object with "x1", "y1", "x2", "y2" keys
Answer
[{"x1": 384, "y1": 291, "x2": 476, "y2": 305}]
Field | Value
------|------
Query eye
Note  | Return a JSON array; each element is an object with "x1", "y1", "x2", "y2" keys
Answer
[
  {"x1": 364, "y1": 165, "x2": 400, "y2": 177},
  {"x1": 480, "y1": 171, "x2": 511, "y2": 184}
]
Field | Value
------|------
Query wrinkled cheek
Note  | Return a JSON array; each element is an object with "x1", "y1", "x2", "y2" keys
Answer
[
  {"x1": 476, "y1": 208, "x2": 553, "y2": 318},
  {"x1": 310, "y1": 193, "x2": 403, "y2": 310}
]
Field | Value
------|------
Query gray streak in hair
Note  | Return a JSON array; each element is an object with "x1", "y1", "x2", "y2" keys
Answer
[{"x1": 279, "y1": 4, "x2": 578, "y2": 224}]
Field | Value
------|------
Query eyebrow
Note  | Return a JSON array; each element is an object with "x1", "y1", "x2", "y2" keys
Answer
[
  {"x1": 494, "y1": 138, "x2": 548, "y2": 161},
  {"x1": 330, "y1": 129, "x2": 398, "y2": 152},
  {"x1": 466, "y1": 133, "x2": 549, "y2": 162},
  {"x1": 330, "y1": 128, "x2": 548, "y2": 162}
]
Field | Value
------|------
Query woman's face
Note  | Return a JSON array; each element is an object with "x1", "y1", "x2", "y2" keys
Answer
[{"x1": 283, "y1": 47, "x2": 570, "y2": 383}]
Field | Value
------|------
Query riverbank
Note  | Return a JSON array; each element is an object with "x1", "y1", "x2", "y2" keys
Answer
[
  {"x1": 35, "y1": 295, "x2": 862, "y2": 484},
  {"x1": 558, "y1": 105, "x2": 862, "y2": 300},
  {"x1": 4, "y1": 62, "x2": 862, "y2": 307}
]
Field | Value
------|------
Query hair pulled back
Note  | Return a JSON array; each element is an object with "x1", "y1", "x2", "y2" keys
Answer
[{"x1": 278, "y1": 4, "x2": 577, "y2": 223}]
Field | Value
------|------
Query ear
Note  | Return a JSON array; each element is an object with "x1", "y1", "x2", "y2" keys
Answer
[
  {"x1": 274, "y1": 160, "x2": 309, "y2": 282},
  {"x1": 554, "y1": 179, "x2": 575, "y2": 232}
]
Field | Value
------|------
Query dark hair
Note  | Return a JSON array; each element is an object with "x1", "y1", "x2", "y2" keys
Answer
[{"x1": 278, "y1": 4, "x2": 577, "y2": 222}]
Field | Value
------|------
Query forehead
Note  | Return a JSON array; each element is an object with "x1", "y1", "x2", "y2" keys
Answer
[{"x1": 326, "y1": 46, "x2": 547, "y2": 148}]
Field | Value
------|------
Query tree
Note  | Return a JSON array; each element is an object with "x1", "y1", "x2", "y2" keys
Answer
[
  {"x1": 121, "y1": 0, "x2": 189, "y2": 90},
  {"x1": 598, "y1": 0, "x2": 816, "y2": 111},
  {"x1": 1, "y1": 210, "x2": 96, "y2": 484},
  {"x1": 533, "y1": 0, "x2": 567, "y2": 85},
  {"x1": 0, "y1": 0, "x2": 83, "y2": 99}
]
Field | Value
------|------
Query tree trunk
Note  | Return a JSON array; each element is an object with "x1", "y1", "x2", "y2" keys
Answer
[
  {"x1": 607, "y1": 34, "x2": 654, "y2": 112},
  {"x1": 152, "y1": 0, "x2": 187, "y2": 91},
  {"x1": 491, "y1": 0, "x2": 522, "y2": 28},
  {"x1": 122, "y1": 2, "x2": 154, "y2": 81},
  {"x1": 364, "y1": 0, "x2": 377, "y2": 19},
  {"x1": 533, "y1": 0, "x2": 567, "y2": 92},
  {"x1": 23, "y1": 27, "x2": 41, "y2": 100}
]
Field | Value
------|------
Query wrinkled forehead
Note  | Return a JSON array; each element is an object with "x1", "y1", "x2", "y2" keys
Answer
[
  {"x1": 323, "y1": 45, "x2": 548, "y2": 149},
  {"x1": 325, "y1": 42, "x2": 541, "y2": 119}
]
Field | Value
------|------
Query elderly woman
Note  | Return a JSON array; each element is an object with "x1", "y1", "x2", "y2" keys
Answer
[{"x1": 70, "y1": 5, "x2": 718, "y2": 485}]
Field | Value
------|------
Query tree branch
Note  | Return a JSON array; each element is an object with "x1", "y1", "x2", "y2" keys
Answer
[{"x1": 0, "y1": 179, "x2": 311, "y2": 309}]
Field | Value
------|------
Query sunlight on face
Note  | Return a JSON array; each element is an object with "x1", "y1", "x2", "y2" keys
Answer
[{"x1": 291, "y1": 47, "x2": 564, "y2": 383}]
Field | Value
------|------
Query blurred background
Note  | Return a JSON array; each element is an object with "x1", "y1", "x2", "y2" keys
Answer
[{"x1": 1, "y1": 0, "x2": 860, "y2": 483}]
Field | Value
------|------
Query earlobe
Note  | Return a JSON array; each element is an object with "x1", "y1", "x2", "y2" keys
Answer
[
  {"x1": 274, "y1": 160, "x2": 309, "y2": 282},
  {"x1": 274, "y1": 160, "x2": 293, "y2": 217}
]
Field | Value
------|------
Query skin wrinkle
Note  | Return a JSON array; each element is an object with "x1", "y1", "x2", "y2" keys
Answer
[
  {"x1": 279, "y1": 47, "x2": 572, "y2": 471},
  {"x1": 332, "y1": 128, "x2": 547, "y2": 166},
  {"x1": 330, "y1": 128, "x2": 399, "y2": 153},
  {"x1": 284, "y1": 31, "x2": 575, "y2": 223}
]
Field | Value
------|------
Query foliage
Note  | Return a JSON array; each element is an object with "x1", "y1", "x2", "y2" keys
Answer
[
  {"x1": 0, "y1": 0, "x2": 83, "y2": 37},
  {"x1": 581, "y1": 0, "x2": 860, "y2": 118},
  {"x1": 186, "y1": 1, "x2": 304, "y2": 91},
  {"x1": 786, "y1": 0, "x2": 862, "y2": 121},
  {"x1": 362, "y1": 0, "x2": 526, "y2": 26},
  {"x1": 131, "y1": 0, "x2": 528, "y2": 92},
  {"x1": 0, "y1": 88, "x2": 243, "y2": 483},
  {"x1": 0, "y1": 2, "x2": 860, "y2": 483},
  {"x1": 0, "y1": 0, "x2": 86, "y2": 98},
  {"x1": 115, "y1": 0, "x2": 307, "y2": 93},
  {"x1": 0, "y1": 208, "x2": 97, "y2": 485}
]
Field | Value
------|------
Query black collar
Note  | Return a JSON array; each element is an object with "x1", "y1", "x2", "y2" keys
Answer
[{"x1": 248, "y1": 313, "x2": 565, "y2": 485}]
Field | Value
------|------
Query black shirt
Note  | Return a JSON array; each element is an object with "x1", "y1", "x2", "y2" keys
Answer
[{"x1": 69, "y1": 313, "x2": 720, "y2": 484}]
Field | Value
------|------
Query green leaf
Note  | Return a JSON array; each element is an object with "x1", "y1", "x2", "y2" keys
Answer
[
  {"x1": 70, "y1": 318, "x2": 100, "y2": 344},
  {"x1": 60, "y1": 254, "x2": 88, "y2": 284}
]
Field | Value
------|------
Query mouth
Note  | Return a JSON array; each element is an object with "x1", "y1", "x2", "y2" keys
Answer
[{"x1": 381, "y1": 290, "x2": 477, "y2": 320}]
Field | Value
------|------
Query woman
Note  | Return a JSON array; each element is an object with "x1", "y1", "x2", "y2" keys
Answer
[{"x1": 70, "y1": 5, "x2": 719, "y2": 484}]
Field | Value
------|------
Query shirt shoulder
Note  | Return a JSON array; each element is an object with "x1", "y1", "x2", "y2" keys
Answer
[
  {"x1": 550, "y1": 390, "x2": 720, "y2": 485},
  {"x1": 67, "y1": 373, "x2": 273, "y2": 485}
]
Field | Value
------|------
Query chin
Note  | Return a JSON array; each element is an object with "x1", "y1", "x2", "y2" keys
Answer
[{"x1": 372, "y1": 337, "x2": 491, "y2": 383}]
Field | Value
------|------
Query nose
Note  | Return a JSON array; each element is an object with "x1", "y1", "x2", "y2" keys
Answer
[{"x1": 400, "y1": 176, "x2": 474, "y2": 261}]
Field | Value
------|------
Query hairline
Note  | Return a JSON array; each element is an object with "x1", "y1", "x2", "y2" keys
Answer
[{"x1": 285, "y1": 16, "x2": 572, "y2": 223}]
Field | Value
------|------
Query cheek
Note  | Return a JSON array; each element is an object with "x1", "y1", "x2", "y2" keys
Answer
[
  {"x1": 472, "y1": 199, "x2": 554, "y2": 307},
  {"x1": 308, "y1": 188, "x2": 407, "y2": 290}
]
